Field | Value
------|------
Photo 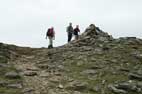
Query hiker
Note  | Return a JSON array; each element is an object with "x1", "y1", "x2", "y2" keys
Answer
[
  {"x1": 74, "y1": 25, "x2": 80, "y2": 40},
  {"x1": 66, "y1": 23, "x2": 74, "y2": 42},
  {"x1": 46, "y1": 27, "x2": 55, "y2": 48}
]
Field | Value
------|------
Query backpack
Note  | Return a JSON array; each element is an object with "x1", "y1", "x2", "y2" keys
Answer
[{"x1": 47, "y1": 28, "x2": 54, "y2": 37}]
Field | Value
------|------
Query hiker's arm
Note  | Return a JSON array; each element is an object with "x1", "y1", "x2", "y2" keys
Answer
[
  {"x1": 53, "y1": 31, "x2": 55, "y2": 38},
  {"x1": 45, "y1": 32, "x2": 48, "y2": 39},
  {"x1": 78, "y1": 29, "x2": 81, "y2": 35},
  {"x1": 66, "y1": 27, "x2": 69, "y2": 33}
]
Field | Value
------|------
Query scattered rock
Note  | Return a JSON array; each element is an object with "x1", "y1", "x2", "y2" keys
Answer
[
  {"x1": 0, "y1": 55, "x2": 8, "y2": 63},
  {"x1": 73, "y1": 91, "x2": 81, "y2": 94},
  {"x1": 89, "y1": 65, "x2": 103, "y2": 70},
  {"x1": 0, "y1": 81, "x2": 8, "y2": 87},
  {"x1": 48, "y1": 89, "x2": 57, "y2": 94},
  {"x1": 92, "y1": 84, "x2": 102, "y2": 92},
  {"x1": 22, "y1": 88, "x2": 34, "y2": 93},
  {"x1": 37, "y1": 64, "x2": 49, "y2": 69},
  {"x1": 119, "y1": 68, "x2": 130, "y2": 72},
  {"x1": 65, "y1": 81, "x2": 89, "y2": 91},
  {"x1": 26, "y1": 67, "x2": 39, "y2": 71},
  {"x1": 80, "y1": 69, "x2": 98, "y2": 75},
  {"x1": 49, "y1": 76, "x2": 62, "y2": 83},
  {"x1": 1, "y1": 24, "x2": 142, "y2": 94},
  {"x1": 0, "y1": 63, "x2": 9, "y2": 68},
  {"x1": 128, "y1": 73, "x2": 142, "y2": 81},
  {"x1": 109, "y1": 81, "x2": 142, "y2": 93},
  {"x1": 7, "y1": 83, "x2": 22, "y2": 89},
  {"x1": 5, "y1": 71, "x2": 21, "y2": 79},
  {"x1": 108, "y1": 84, "x2": 127, "y2": 94},
  {"x1": 116, "y1": 82, "x2": 137, "y2": 91},
  {"x1": 24, "y1": 71, "x2": 38, "y2": 76},
  {"x1": 58, "y1": 84, "x2": 64, "y2": 89},
  {"x1": 40, "y1": 72, "x2": 50, "y2": 78}
]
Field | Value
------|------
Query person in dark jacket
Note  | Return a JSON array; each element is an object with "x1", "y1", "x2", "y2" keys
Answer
[
  {"x1": 66, "y1": 23, "x2": 74, "y2": 42},
  {"x1": 46, "y1": 27, "x2": 55, "y2": 48},
  {"x1": 74, "y1": 25, "x2": 80, "y2": 40}
]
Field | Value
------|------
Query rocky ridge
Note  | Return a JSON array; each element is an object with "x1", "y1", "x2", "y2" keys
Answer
[{"x1": 0, "y1": 24, "x2": 142, "y2": 94}]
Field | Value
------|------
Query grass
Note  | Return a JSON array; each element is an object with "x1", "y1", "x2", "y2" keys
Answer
[
  {"x1": 62, "y1": 44, "x2": 142, "y2": 94},
  {"x1": 0, "y1": 87, "x2": 22, "y2": 94},
  {"x1": 0, "y1": 48, "x2": 23, "y2": 94}
]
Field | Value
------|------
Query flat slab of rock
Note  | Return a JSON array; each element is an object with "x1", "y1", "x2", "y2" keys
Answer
[
  {"x1": 7, "y1": 84, "x2": 22, "y2": 89},
  {"x1": 80, "y1": 69, "x2": 98, "y2": 75},
  {"x1": 128, "y1": 73, "x2": 142, "y2": 81},
  {"x1": 24, "y1": 71, "x2": 38, "y2": 76},
  {"x1": 65, "y1": 81, "x2": 89, "y2": 91},
  {"x1": 0, "y1": 81, "x2": 8, "y2": 87},
  {"x1": 22, "y1": 88, "x2": 34, "y2": 93},
  {"x1": 108, "y1": 84, "x2": 127, "y2": 94},
  {"x1": 26, "y1": 67, "x2": 39, "y2": 71},
  {"x1": 0, "y1": 63, "x2": 9, "y2": 68},
  {"x1": 5, "y1": 71, "x2": 21, "y2": 79}
]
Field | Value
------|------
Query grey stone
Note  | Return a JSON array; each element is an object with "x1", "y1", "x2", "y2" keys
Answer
[
  {"x1": 7, "y1": 84, "x2": 22, "y2": 89},
  {"x1": 0, "y1": 63, "x2": 9, "y2": 68},
  {"x1": 5, "y1": 71, "x2": 21, "y2": 79},
  {"x1": 37, "y1": 64, "x2": 49, "y2": 69},
  {"x1": 0, "y1": 81, "x2": 8, "y2": 87},
  {"x1": 48, "y1": 89, "x2": 57, "y2": 94},
  {"x1": 0, "y1": 55, "x2": 8, "y2": 63},
  {"x1": 23, "y1": 88, "x2": 34, "y2": 93},
  {"x1": 65, "y1": 81, "x2": 88, "y2": 91},
  {"x1": 108, "y1": 84, "x2": 127, "y2": 94},
  {"x1": 24, "y1": 71, "x2": 38, "y2": 76},
  {"x1": 116, "y1": 82, "x2": 137, "y2": 91},
  {"x1": 92, "y1": 85, "x2": 102, "y2": 92},
  {"x1": 73, "y1": 91, "x2": 81, "y2": 94},
  {"x1": 81, "y1": 69, "x2": 98, "y2": 75},
  {"x1": 119, "y1": 68, "x2": 130, "y2": 72},
  {"x1": 26, "y1": 67, "x2": 39, "y2": 71},
  {"x1": 128, "y1": 73, "x2": 142, "y2": 81}
]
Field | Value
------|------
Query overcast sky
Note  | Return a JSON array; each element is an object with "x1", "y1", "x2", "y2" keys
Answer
[{"x1": 0, "y1": 0, "x2": 141, "y2": 47}]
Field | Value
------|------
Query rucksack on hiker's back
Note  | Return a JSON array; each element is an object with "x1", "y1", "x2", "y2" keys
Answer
[{"x1": 47, "y1": 29, "x2": 54, "y2": 37}]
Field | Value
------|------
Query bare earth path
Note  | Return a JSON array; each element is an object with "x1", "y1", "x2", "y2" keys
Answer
[
  {"x1": 11, "y1": 54, "x2": 50, "y2": 94},
  {"x1": 10, "y1": 48, "x2": 72, "y2": 94}
]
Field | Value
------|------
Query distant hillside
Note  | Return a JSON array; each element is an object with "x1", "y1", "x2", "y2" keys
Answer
[{"x1": 0, "y1": 24, "x2": 142, "y2": 94}]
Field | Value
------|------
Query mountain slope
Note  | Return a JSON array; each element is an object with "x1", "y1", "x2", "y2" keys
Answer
[
  {"x1": 1, "y1": 24, "x2": 142, "y2": 94},
  {"x1": 0, "y1": 43, "x2": 23, "y2": 94}
]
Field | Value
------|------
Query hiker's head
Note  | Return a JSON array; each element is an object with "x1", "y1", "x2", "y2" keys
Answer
[
  {"x1": 51, "y1": 27, "x2": 54, "y2": 30},
  {"x1": 69, "y1": 23, "x2": 72, "y2": 26},
  {"x1": 76, "y1": 25, "x2": 79, "y2": 28}
]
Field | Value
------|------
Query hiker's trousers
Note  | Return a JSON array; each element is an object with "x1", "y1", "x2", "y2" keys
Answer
[
  {"x1": 68, "y1": 33, "x2": 72, "y2": 42},
  {"x1": 48, "y1": 36, "x2": 54, "y2": 46}
]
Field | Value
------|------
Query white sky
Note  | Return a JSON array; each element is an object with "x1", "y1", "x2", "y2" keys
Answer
[{"x1": 0, "y1": 0, "x2": 142, "y2": 47}]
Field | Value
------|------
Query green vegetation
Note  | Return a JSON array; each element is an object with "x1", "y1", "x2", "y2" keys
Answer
[{"x1": 0, "y1": 44, "x2": 22, "y2": 94}]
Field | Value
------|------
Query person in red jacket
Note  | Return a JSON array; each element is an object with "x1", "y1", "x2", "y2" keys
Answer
[
  {"x1": 46, "y1": 27, "x2": 55, "y2": 48},
  {"x1": 74, "y1": 25, "x2": 80, "y2": 40}
]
